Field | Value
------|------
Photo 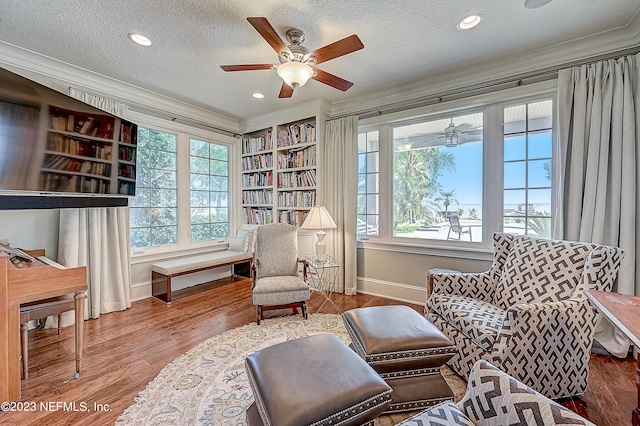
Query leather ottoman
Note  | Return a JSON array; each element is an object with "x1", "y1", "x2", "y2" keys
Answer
[
  {"x1": 342, "y1": 305, "x2": 456, "y2": 414},
  {"x1": 245, "y1": 334, "x2": 392, "y2": 426}
]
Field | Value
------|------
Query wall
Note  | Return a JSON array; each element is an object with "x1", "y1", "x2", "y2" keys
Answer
[{"x1": 0, "y1": 209, "x2": 60, "y2": 259}]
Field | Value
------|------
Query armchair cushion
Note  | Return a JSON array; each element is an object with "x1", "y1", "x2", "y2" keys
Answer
[
  {"x1": 252, "y1": 276, "x2": 309, "y2": 306},
  {"x1": 494, "y1": 237, "x2": 596, "y2": 310},
  {"x1": 427, "y1": 295, "x2": 504, "y2": 351}
]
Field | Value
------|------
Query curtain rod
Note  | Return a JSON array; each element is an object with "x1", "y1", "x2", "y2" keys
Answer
[
  {"x1": 128, "y1": 105, "x2": 241, "y2": 138},
  {"x1": 68, "y1": 86, "x2": 241, "y2": 138},
  {"x1": 333, "y1": 46, "x2": 640, "y2": 121}
]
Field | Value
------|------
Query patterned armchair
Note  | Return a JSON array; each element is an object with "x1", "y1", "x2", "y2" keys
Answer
[
  {"x1": 252, "y1": 223, "x2": 310, "y2": 325},
  {"x1": 426, "y1": 233, "x2": 624, "y2": 399}
]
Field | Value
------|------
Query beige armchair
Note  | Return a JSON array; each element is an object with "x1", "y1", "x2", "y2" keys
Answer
[
  {"x1": 252, "y1": 223, "x2": 310, "y2": 325},
  {"x1": 426, "y1": 233, "x2": 624, "y2": 399}
]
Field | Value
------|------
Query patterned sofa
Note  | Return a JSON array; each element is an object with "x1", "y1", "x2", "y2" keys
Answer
[
  {"x1": 426, "y1": 233, "x2": 623, "y2": 398},
  {"x1": 398, "y1": 359, "x2": 595, "y2": 425}
]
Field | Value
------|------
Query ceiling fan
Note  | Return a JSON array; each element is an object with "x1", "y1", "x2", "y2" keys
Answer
[{"x1": 220, "y1": 17, "x2": 364, "y2": 98}]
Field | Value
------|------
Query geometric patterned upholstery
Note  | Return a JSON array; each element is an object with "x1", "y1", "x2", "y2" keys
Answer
[
  {"x1": 494, "y1": 237, "x2": 597, "y2": 310},
  {"x1": 398, "y1": 360, "x2": 595, "y2": 426},
  {"x1": 426, "y1": 295, "x2": 504, "y2": 351},
  {"x1": 398, "y1": 402, "x2": 474, "y2": 426},
  {"x1": 426, "y1": 233, "x2": 624, "y2": 399}
]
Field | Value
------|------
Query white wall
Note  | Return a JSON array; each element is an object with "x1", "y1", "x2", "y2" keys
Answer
[{"x1": 0, "y1": 209, "x2": 60, "y2": 259}]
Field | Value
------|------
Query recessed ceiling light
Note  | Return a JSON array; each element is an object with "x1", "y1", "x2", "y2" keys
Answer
[
  {"x1": 128, "y1": 33, "x2": 152, "y2": 46},
  {"x1": 457, "y1": 14, "x2": 482, "y2": 30},
  {"x1": 252, "y1": 92, "x2": 265, "y2": 99},
  {"x1": 523, "y1": 0, "x2": 553, "y2": 9}
]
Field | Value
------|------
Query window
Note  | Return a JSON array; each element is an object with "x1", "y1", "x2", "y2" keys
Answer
[
  {"x1": 392, "y1": 112, "x2": 483, "y2": 241},
  {"x1": 358, "y1": 88, "x2": 555, "y2": 248},
  {"x1": 503, "y1": 100, "x2": 553, "y2": 237},
  {"x1": 190, "y1": 138, "x2": 229, "y2": 241},
  {"x1": 130, "y1": 124, "x2": 233, "y2": 251},
  {"x1": 130, "y1": 127, "x2": 178, "y2": 249},
  {"x1": 357, "y1": 131, "x2": 379, "y2": 236}
]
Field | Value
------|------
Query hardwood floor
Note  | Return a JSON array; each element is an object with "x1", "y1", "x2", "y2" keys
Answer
[{"x1": 0, "y1": 276, "x2": 636, "y2": 425}]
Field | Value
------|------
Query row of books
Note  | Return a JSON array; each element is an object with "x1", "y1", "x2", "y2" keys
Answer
[
  {"x1": 243, "y1": 130, "x2": 273, "y2": 153},
  {"x1": 40, "y1": 172, "x2": 111, "y2": 193},
  {"x1": 42, "y1": 154, "x2": 112, "y2": 177},
  {"x1": 50, "y1": 113, "x2": 115, "y2": 139},
  {"x1": 242, "y1": 189, "x2": 273, "y2": 205},
  {"x1": 278, "y1": 190, "x2": 316, "y2": 208},
  {"x1": 118, "y1": 164, "x2": 135, "y2": 179},
  {"x1": 120, "y1": 123, "x2": 137, "y2": 144},
  {"x1": 243, "y1": 171, "x2": 273, "y2": 188},
  {"x1": 277, "y1": 169, "x2": 317, "y2": 188},
  {"x1": 243, "y1": 207, "x2": 273, "y2": 225},
  {"x1": 277, "y1": 122, "x2": 316, "y2": 147},
  {"x1": 277, "y1": 145, "x2": 316, "y2": 169},
  {"x1": 118, "y1": 180, "x2": 135, "y2": 195},
  {"x1": 119, "y1": 146, "x2": 136, "y2": 162},
  {"x1": 278, "y1": 210, "x2": 309, "y2": 226},
  {"x1": 242, "y1": 153, "x2": 273, "y2": 171},
  {"x1": 47, "y1": 134, "x2": 113, "y2": 160}
]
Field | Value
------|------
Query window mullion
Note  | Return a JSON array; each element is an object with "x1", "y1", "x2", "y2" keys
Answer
[{"x1": 177, "y1": 132, "x2": 191, "y2": 244}]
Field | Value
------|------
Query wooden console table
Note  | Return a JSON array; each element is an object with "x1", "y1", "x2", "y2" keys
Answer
[
  {"x1": 585, "y1": 289, "x2": 640, "y2": 426},
  {"x1": 0, "y1": 252, "x2": 86, "y2": 403}
]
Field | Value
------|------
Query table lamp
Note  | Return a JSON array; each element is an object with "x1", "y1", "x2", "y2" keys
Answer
[{"x1": 301, "y1": 205, "x2": 337, "y2": 261}]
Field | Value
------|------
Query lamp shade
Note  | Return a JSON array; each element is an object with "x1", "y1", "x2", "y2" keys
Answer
[
  {"x1": 301, "y1": 205, "x2": 337, "y2": 230},
  {"x1": 277, "y1": 61, "x2": 313, "y2": 88}
]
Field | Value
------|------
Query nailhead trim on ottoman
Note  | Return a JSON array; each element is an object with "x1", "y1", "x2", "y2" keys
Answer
[
  {"x1": 342, "y1": 305, "x2": 456, "y2": 414},
  {"x1": 245, "y1": 334, "x2": 392, "y2": 426}
]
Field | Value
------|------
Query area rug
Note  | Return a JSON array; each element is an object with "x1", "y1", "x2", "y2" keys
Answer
[{"x1": 116, "y1": 313, "x2": 466, "y2": 426}]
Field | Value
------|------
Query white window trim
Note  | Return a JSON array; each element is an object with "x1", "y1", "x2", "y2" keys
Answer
[
  {"x1": 357, "y1": 80, "x2": 558, "y2": 256},
  {"x1": 127, "y1": 112, "x2": 240, "y2": 261}
]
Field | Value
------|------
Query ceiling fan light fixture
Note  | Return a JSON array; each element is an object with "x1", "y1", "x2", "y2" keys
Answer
[
  {"x1": 457, "y1": 14, "x2": 482, "y2": 30},
  {"x1": 277, "y1": 61, "x2": 313, "y2": 89},
  {"x1": 445, "y1": 133, "x2": 458, "y2": 147}
]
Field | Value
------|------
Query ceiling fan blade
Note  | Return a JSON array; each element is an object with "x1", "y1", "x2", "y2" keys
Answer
[
  {"x1": 312, "y1": 68, "x2": 354, "y2": 91},
  {"x1": 310, "y1": 35, "x2": 364, "y2": 65},
  {"x1": 220, "y1": 64, "x2": 274, "y2": 72},
  {"x1": 278, "y1": 82, "x2": 294, "y2": 98},
  {"x1": 247, "y1": 17, "x2": 290, "y2": 55}
]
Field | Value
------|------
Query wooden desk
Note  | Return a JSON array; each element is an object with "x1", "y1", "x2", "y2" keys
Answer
[
  {"x1": 585, "y1": 289, "x2": 640, "y2": 426},
  {"x1": 0, "y1": 252, "x2": 86, "y2": 403}
]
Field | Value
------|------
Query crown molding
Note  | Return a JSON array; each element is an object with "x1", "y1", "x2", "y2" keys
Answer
[
  {"x1": 330, "y1": 17, "x2": 640, "y2": 119},
  {"x1": 240, "y1": 97, "x2": 331, "y2": 133},
  {"x1": 0, "y1": 41, "x2": 240, "y2": 133}
]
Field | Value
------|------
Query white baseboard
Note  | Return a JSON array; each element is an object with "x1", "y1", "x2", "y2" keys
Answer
[
  {"x1": 131, "y1": 281, "x2": 151, "y2": 302},
  {"x1": 356, "y1": 277, "x2": 427, "y2": 306}
]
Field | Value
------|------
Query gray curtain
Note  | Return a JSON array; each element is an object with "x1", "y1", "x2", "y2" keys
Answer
[
  {"x1": 324, "y1": 116, "x2": 358, "y2": 295},
  {"x1": 556, "y1": 53, "x2": 640, "y2": 357}
]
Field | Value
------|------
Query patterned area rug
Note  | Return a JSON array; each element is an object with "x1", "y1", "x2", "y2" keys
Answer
[{"x1": 116, "y1": 313, "x2": 467, "y2": 425}]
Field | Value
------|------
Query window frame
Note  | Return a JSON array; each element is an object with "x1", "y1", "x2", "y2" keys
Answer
[
  {"x1": 357, "y1": 80, "x2": 557, "y2": 257},
  {"x1": 128, "y1": 113, "x2": 239, "y2": 263}
]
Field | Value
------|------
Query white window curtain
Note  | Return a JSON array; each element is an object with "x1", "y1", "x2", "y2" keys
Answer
[
  {"x1": 55, "y1": 89, "x2": 132, "y2": 320},
  {"x1": 323, "y1": 116, "x2": 358, "y2": 295},
  {"x1": 58, "y1": 207, "x2": 132, "y2": 319},
  {"x1": 556, "y1": 52, "x2": 640, "y2": 357}
]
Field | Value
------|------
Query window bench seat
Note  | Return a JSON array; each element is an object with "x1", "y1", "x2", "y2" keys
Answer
[{"x1": 151, "y1": 250, "x2": 253, "y2": 304}]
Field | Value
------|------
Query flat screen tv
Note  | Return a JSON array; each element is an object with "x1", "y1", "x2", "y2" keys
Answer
[{"x1": 0, "y1": 67, "x2": 137, "y2": 206}]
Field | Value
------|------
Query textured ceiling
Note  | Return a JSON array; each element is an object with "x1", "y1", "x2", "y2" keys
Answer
[{"x1": 1, "y1": 0, "x2": 639, "y2": 122}]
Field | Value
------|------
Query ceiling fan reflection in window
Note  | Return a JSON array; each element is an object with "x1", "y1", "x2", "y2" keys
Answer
[
  {"x1": 220, "y1": 17, "x2": 364, "y2": 98},
  {"x1": 395, "y1": 120, "x2": 482, "y2": 152}
]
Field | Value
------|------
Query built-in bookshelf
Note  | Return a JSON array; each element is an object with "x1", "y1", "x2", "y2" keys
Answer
[
  {"x1": 42, "y1": 106, "x2": 137, "y2": 195},
  {"x1": 241, "y1": 118, "x2": 318, "y2": 226}
]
